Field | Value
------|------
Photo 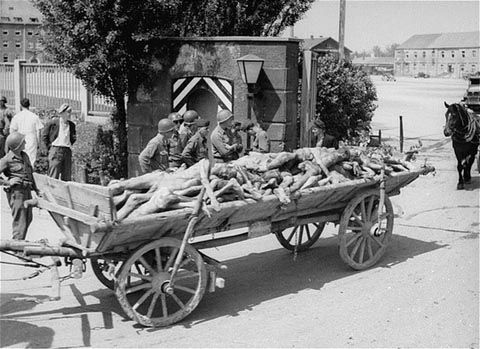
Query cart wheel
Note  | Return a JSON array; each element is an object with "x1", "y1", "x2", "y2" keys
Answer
[
  {"x1": 338, "y1": 190, "x2": 394, "y2": 270},
  {"x1": 275, "y1": 222, "x2": 326, "y2": 252},
  {"x1": 115, "y1": 237, "x2": 207, "y2": 327},
  {"x1": 90, "y1": 257, "x2": 123, "y2": 290}
]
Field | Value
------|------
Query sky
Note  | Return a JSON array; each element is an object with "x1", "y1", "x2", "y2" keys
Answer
[{"x1": 283, "y1": 0, "x2": 480, "y2": 52}]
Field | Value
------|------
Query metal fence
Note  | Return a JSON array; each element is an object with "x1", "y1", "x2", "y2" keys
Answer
[{"x1": 0, "y1": 61, "x2": 114, "y2": 117}]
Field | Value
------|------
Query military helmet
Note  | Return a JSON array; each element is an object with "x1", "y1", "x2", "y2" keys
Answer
[
  {"x1": 217, "y1": 110, "x2": 233, "y2": 124},
  {"x1": 168, "y1": 112, "x2": 183, "y2": 122},
  {"x1": 157, "y1": 118, "x2": 175, "y2": 133},
  {"x1": 183, "y1": 110, "x2": 199, "y2": 124},
  {"x1": 6, "y1": 132, "x2": 26, "y2": 151}
]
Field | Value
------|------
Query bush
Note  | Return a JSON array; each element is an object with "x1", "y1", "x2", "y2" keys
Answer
[{"x1": 315, "y1": 54, "x2": 377, "y2": 140}]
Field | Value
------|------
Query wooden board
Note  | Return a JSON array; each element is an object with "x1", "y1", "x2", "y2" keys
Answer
[{"x1": 34, "y1": 174, "x2": 116, "y2": 221}]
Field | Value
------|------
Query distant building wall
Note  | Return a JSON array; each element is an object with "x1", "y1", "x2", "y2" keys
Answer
[
  {"x1": 1, "y1": 22, "x2": 45, "y2": 62},
  {"x1": 395, "y1": 47, "x2": 479, "y2": 78},
  {"x1": 127, "y1": 37, "x2": 300, "y2": 176}
]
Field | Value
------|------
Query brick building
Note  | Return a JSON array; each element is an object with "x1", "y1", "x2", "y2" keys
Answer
[
  {"x1": 0, "y1": 0, "x2": 45, "y2": 63},
  {"x1": 395, "y1": 31, "x2": 479, "y2": 78}
]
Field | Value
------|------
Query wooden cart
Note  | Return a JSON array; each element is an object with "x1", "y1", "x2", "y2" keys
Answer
[{"x1": 0, "y1": 166, "x2": 434, "y2": 327}]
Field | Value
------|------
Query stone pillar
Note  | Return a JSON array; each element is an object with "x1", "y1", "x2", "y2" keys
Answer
[{"x1": 13, "y1": 59, "x2": 26, "y2": 113}]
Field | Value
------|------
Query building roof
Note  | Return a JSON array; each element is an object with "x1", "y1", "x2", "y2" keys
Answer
[
  {"x1": 398, "y1": 31, "x2": 479, "y2": 49},
  {"x1": 301, "y1": 36, "x2": 352, "y2": 54},
  {"x1": 0, "y1": 0, "x2": 42, "y2": 24},
  {"x1": 352, "y1": 57, "x2": 394, "y2": 66}
]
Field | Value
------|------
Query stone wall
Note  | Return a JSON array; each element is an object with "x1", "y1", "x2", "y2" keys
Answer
[{"x1": 127, "y1": 37, "x2": 300, "y2": 176}]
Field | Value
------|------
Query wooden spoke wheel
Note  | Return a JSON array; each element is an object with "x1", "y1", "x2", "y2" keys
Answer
[
  {"x1": 275, "y1": 222, "x2": 326, "y2": 252},
  {"x1": 90, "y1": 257, "x2": 123, "y2": 290},
  {"x1": 338, "y1": 190, "x2": 394, "y2": 270},
  {"x1": 115, "y1": 237, "x2": 207, "y2": 327}
]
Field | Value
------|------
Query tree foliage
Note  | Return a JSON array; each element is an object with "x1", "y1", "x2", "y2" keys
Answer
[
  {"x1": 315, "y1": 54, "x2": 377, "y2": 140},
  {"x1": 33, "y1": 0, "x2": 314, "y2": 177}
]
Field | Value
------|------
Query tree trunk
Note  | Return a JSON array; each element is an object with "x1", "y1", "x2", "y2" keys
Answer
[{"x1": 112, "y1": 94, "x2": 128, "y2": 179}]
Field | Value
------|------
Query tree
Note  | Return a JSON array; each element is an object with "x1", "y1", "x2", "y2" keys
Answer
[
  {"x1": 384, "y1": 43, "x2": 400, "y2": 57},
  {"x1": 34, "y1": 0, "x2": 315, "y2": 177},
  {"x1": 372, "y1": 45, "x2": 383, "y2": 58},
  {"x1": 315, "y1": 54, "x2": 377, "y2": 140}
]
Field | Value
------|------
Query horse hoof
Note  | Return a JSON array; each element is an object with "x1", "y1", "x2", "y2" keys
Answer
[
  {"x1": 457, "y1": 183, "x2": 465, "y2": 190},
  {"x1": 465, "y1": 178, "x2": 472, "y2": 184}
]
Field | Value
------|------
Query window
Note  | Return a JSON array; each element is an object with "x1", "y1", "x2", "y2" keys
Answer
[
  {"x1": 462, "y1": 50, "x2": 465, "y2": 58},
  {"x1": 472, "y1": 65, "x2": 477, "y2": 72},
  {"x1": 35, "y1": 31, "x2": 40, "y2": 36},
  {"x1": 473, "y1": 50, "x2": 477, "y2": 57},
  {"x1": 441, "y1": 51, "x2": 445, "y2": 58},
  {"x1": 28, "y1": 41, "x2": 34, "y2": 49},
  {"x1": 27, "y1": 31, "x2": 33, "y2": 36},
  {"x1": 3, "y1": 54, "x2": 8, "y2": 63},
  {"x1": 422, "y1": 51, "x2": 426, "y2": 58},
  {"x1": 14, "y1": 30, "x2": 21, "y2": 36},
  {"x1": 414, "y1": 51, "x2": 417, "y2": 58},
  {"x1": 2, "y1": 30, "x2": 8, "y2": 35},
  {"x1": 13, "y1": 17, "x2": 23, "y2": 22},
  {"x1": 451, "y1": 51, "x2": 455, "y2": 58},
  {"x1": 15, "y1": 54, "x2": 20, "y2": 59},
  {"x1": 1, "y1": 17, "x2": 11, "y2": 22},
  {"x1": 30, "y1": 17, "x2": 39, "y2": 23},
  {"x1": 15, "y1": 41, "x2": 21, "y2": 48},
  {"x1": 2, "y1": 41, "x2": 8, "y2": 47}
]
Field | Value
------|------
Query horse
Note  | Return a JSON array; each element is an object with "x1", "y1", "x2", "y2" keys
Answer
[{"x1": 443, "y1": 102, "x2": 480, "y2": 189}]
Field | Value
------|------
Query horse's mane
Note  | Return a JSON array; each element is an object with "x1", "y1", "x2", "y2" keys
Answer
[{"x1": 449, "y1": 103, "x2": 480, "y2": 143}]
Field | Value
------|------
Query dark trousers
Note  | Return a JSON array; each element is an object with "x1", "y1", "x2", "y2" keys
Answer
[
  {"x1": 0, "y1": 135, "x2": 5, "y2": 158},
  {"x1": 48, "y1": 146, "x2": 72, "y2": 181},
  {"x1": 6, "y1": 187, "x2": 33, "y2": 240}
]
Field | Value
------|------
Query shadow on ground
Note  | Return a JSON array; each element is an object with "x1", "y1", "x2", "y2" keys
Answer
[{"x1": 0, "y1": 234, "x2": 447, "y2": 337}]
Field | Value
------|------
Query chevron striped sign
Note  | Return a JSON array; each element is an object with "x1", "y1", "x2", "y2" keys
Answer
[{"x1": 172, "y1": 76, "x2": 233, "y2": 114}]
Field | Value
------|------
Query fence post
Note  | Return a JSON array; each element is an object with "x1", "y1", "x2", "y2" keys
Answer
[
  {"x1": 399, "y1": 115, "x2": 404, "y2": 153},
  {"x1": 79, "y1": 84, "x2": 90, "y2": 120},
  {"x1": 13, "y1": 59, "x2": 26, "y2": 113}
]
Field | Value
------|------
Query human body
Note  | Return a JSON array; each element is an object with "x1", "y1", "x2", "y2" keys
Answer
[
  {"x1": 9, "y1": 98, "x2": 43, "y2": 165},
  {"x1": 42, "y1": 104, "x2": 77, "y2": 181},
  {"x1": 0, "y1": 132, "x2": 36, "y2": 240}
]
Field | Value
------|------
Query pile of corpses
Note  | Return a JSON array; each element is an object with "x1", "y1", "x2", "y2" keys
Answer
[{"x1": 109, "y1": 146, "x2": 418, "y2": 221}]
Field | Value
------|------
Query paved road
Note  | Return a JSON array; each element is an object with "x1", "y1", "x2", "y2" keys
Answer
[{"x1": 0, "y1": 77, "x2": 478, "y2": 348}]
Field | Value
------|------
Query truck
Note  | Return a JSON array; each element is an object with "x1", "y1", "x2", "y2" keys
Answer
[{"x1": 463, "y1": 75, "x2": 480, "y2": 113}]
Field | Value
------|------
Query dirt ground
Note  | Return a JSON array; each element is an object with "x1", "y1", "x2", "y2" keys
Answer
[{"x1": 0, "y1": 76, "x2": 478, "y2": 348}]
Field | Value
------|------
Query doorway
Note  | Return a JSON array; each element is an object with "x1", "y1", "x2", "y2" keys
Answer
[{"x1": 187, "y1": 88, "x2": 219, "y2": 133}]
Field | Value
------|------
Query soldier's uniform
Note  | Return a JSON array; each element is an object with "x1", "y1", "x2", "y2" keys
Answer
[
  {"x1": 0, "y1": 150, "x2": 35, "y2": 240},
  {"x1": 182, "y1": 131, "x2": 208, "y2": 167},
  {"x1": 211, "y1": 125, "x2": 236, "y2": 163},
  {"x1": 168, "y1": 130, "x2": 183, "y2": 168},
  {"x1": 138, "y1": 133, "x2": 170, "y2": 173}
]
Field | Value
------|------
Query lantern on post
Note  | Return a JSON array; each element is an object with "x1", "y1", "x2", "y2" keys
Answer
[{"x1": 236, "y1": 54, "x2": 264, "y2": 98}]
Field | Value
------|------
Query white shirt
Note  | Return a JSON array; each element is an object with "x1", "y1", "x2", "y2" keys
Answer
[
  {"x1": 51, "y1": 120, "x2": 71, "y2": 147},
  {"x1": 10, "y1": 108, "x2": 44, "y2": 164}
]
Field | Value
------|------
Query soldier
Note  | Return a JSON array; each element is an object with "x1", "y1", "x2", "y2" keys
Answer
[
  {"x1": 211, "y1": 110, "x2": 242, "y2": 163},
  {"x1": 0, "y1": 132, "x2": 36, "y2": 240},
  {"x1": 178, "y1": 110, "x2": 199, "y2": 149},
  {"x1": 0, "y1": 96, "x2": 14, "y2": 157},
  {"x1": 181, "y1": 119, "x2": 210, "y2": 167},
  {"x1": 243, "y1": 122, "x2": 270, "y2": 153},
  {"x1": 138, "y1": 118, "x2": 175, "y2": 173},
  {"x1": 167, "y1": 112, "x2": 184, "y2": 168}
]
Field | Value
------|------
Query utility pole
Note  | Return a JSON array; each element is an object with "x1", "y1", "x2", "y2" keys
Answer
[{"x1": 338, "y1": 0, "x2": 346, "y2": 62}]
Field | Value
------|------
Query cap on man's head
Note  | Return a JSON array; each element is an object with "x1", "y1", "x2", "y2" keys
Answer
[
  {"x1": 196, "y1": 119, "x2": 210, "y2": 128},
  {"x1": 311, "y1": 118, "x2": 326, "y2": 129},
  {"x1": 242, "y1": 122, "x2": 254, "y2": 131},
  {"x1": 58, "y1": 103, "x2": 71, "y2": 113},
  {"x1": 0, "y1": 96, "x2": 7, "y2": 103}
]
